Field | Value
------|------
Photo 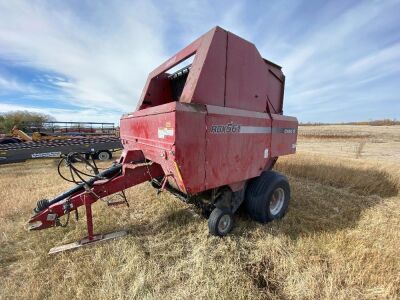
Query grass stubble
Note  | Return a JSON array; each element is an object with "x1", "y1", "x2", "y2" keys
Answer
[{"x1": 0, "y1": 125, "x2": 399, "y2": 299}]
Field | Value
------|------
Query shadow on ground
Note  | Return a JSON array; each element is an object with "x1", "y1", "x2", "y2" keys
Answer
[
  {"x1": 234, "y1": 160, "x2": 399, "y2": 240},
  {"x1": 276, "y1": 159, "x2": 398, "y2": 198}
]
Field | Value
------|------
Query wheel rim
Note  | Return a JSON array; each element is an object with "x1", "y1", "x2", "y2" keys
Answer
[
  {"x1": 269, "y1": 187, "x2": 285, "y2": 215},
  {"x1": 218, "y1": 214, "x2": 232, "y2": 234},
  {"x1": 98, "y1": 152, "x2": 110, "y2": 160}
]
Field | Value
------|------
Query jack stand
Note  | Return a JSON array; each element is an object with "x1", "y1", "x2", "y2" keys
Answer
[
  {"x1": 106, "y1": 190, "x2": 129, "y2": 207},
  {"x1": 157, "y1": 174, "x2": 172, "y2": 194},
  {"x1": 48, "y1": 198, "x2": 127, "y2": 255}
]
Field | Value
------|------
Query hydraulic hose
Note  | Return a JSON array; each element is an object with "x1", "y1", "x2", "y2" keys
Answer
[{"x1": 34, "y1": 163, "x2": 122, "y2": 214}]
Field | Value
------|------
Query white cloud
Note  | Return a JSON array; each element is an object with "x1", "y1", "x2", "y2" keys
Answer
[
  {"x1": 0, "y1": 74, "x2": 36, "y2": 94},
  {"x1": 280, "y1": 1, "x2": 396, "y2": 82},
  {"x1": 0, "y1": 0, "x2": 168, "y2": 113},
  {"x1": 345, "y1": 42, "x2": 400, "y2": 75}
]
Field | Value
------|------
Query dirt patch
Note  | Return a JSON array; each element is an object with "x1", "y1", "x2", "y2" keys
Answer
[{"x1": 245, "y1": 258, "x2": 281, "y2": 296}]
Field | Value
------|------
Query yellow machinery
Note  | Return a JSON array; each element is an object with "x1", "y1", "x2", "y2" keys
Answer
[{"x1": 11, "y1": 126, "x2": 72, "y2": 142}]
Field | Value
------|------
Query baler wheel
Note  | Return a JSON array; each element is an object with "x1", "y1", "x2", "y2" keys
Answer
[
  {"x1": 245, "y1": 171, "x2": 290, "y2": 223},
  {"x1": 208, "y1": 208, "x2": 234, "y2": 237}
]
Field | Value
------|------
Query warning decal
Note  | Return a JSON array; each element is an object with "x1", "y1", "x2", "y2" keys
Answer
[{"x1": 158, "y1": 128, "x2": 174, "y2": 139}]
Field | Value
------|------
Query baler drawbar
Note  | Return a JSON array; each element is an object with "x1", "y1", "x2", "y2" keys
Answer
[{"x1": 27, "y1": 26, "x2": 298, "y2": 254}]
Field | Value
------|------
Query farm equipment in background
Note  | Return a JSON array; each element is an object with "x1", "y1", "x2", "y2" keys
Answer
[
  {"x1": 0, "y1": 125, "x2": 75, "y2": 144},
  {"x1": 21, "y1": 121, "x2": 118, "y2": 136},
  {"x1": 27, "y1": 26, "x2": 298, "y2": 254},
  {"x1": 0, "y1": 123, "x2": 122, "y2": 164},
  {"x1": 0, "y1": 121, "x2": 118, "y2": 144},
  {"x1": 10, "y1": 126, "x2": 74, "y2": 142}
]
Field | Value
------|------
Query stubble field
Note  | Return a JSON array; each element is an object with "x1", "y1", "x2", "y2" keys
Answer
[{"x1": 1, "y1": 125, "x2": 399, "y2": 299}]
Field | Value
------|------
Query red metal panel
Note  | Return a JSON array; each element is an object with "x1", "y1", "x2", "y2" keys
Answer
[
  {"x1": 266, "y1": 68, "x2": 285, "y2": 113},
  {"x1": 225, "y1": 32, "x2": 285, "y2": 114},
  {"x1": 270, "y1": 114, "x2": 298, "y2": 157},
  {"x1": 121, "y1": 102, "x2": 207, "y2": 194},
  {"x1": 120, "y1": 107, "x2": 175, "y2": 164},
  {"x1": 121, "y1": 108, "x2": 185, "y2": 192},
  {"x1": 181, "y1": 27, "x2": 227, "y2": 107},
  {"x1": 225, "y1": 32, "x2": 268, "y2": 112},
  {"x1": 124, "y1": 101, "x2": 177, "y2": 118},
  {"x1": 204, "y1": 106, "x2": 272, "y2": 190},
  {"x1": 175, "y1": 106, "x2": 207, "y2": 194}
]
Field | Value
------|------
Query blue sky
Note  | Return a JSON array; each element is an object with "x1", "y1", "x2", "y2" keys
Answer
[{"x1": 0, "y1": 0, "x2": 399, "y2": 124}]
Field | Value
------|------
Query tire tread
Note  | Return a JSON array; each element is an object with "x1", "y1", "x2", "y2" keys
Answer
[{"x1": 245, "y1": 170, "x2": 290, "y2": 223}]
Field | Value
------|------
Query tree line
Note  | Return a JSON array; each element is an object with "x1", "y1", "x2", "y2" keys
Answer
[{"x1": 0, "y1": 111, "x2": 55, "y2": 133}]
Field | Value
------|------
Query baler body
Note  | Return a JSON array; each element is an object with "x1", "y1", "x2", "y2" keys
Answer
[
  {"x1": 120, "y1": 26, "x2": 297, "y2": 196},
  {"x1": 28, "y1": 26, "x2": 298, "y2": 249},
  {"x1": 120, "y1": 102, "x2": 297, "y2": 195}
]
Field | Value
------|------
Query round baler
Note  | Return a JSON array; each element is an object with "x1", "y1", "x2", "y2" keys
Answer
[{"x1": 27, "y1": 26, "x2": 298, "y2": 254}]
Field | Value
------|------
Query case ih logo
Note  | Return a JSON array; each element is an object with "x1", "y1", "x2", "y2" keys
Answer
[
  {"x1": 283, "y1": 128, "x2": 296, "y2": 134},
  {"x1": 210, "y1": 123, "x2": 241, "y2": 134}
]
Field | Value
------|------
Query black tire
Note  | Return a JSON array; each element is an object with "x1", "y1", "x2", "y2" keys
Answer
[
  {"x1": 96, "y1": 150, "x2": 112, "y2": 161},
  {"x1": 208, "y1": 208, "x2": 234, "y2": 237},
  {"x1": 244, "y1": 170, "x2": 290, "y2": 223}
]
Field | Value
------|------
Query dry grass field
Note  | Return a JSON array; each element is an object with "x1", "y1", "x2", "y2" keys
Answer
[{"x1": 1, "y1": 125, "x2": 399, "y2": 299}]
